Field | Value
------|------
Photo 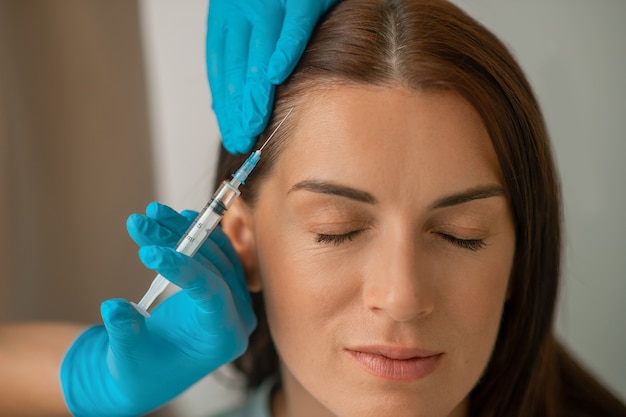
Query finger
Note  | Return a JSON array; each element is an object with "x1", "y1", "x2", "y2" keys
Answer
[
  {"x1": 206, "y1": 0, "x2": 226, "y2": 85},
  {"x1": 101, "y1": 298, "x2": 149, "y2": 361},
  {"x1": 267, "y1": 1, "x2": 327, "y2": 84},
  {"x1": 221, "y1": 16, "x2": 254, "y2": 154},
  {"x1": 129, "y1": 207, "x2": 242, "y2": 282},
  {"x1": 146, "y1": 202, "x2": 193, "y2": 235},
  {"x1": 182, "y1": 234, "x2": 257, "y2": 332},
  {"x1": 149, "y1": 291, "x2": 254, "y2": 359},
  {"x1": 207, "y1": 3, "x2": 252, "y2": 155},
  {"x1": 127, "y1": 203, "x2": 206, "y2": 248},
  {"x1": 139, "y1": 242, "x2": 248, "y2": 309},
  {"x1": 146, "y1": 203, "x2": 238, "y2": 271},
  {"x1": 241, "y1": 7, "x2": 283, "y2": 141},
  {"x1": 140, "y1": 246, "x2": 232, "y2": 313},
  {"x1": 206, "y1": 1, "x2": 231, "y2": 143},
  {"x1": 127, "y1": 213, "x2": 179, "y2": 249},
  {"x1": 139, "y1": 246, "x2": 256, "y2": 332},
  {"x1": 181, "y1": 209, "x2": 200, "y2": 223},
  {"x1": 127, "y1": 202, "x2": 188, "y2": 249},
  {"x1": 146, "y1": 203, "x2": 241, "y2": 275},
  {"x1": 195, "y1": 228, "x2": 251, "y2": 308}
]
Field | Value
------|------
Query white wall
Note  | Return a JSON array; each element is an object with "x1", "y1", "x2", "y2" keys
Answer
[
  {"x1": 138, "y1": 0, "x2": 218, "y2": 213},
  {"x1": 138, "y1": 1, "x2": 626, "y2": 414}
]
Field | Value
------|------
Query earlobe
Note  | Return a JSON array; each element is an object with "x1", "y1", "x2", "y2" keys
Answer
[{"x1": 221, "y1": 199, "x2": 262, "y2": 292}]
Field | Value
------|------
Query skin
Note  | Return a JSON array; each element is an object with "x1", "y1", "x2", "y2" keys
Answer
[{"x1": 224, "y1": 85, "x2": 516, "y2": 417}]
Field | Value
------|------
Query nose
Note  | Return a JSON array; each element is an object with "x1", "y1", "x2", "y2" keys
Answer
[{"x1": 362, "y1": 231, "x2": 435, "y2": 322}]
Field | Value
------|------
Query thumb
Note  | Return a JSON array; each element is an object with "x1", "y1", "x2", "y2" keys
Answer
[{"x1": 101, "y1": 298, "x2": 148, "y2": 360}]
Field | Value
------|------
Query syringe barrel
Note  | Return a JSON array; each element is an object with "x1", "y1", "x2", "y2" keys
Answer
[
  {"x1": 174, "y1": 181, "x2": 241, "y2": 257},
  {"x1": 133, "y1": 181, "x2": 241, "y2": 316}
]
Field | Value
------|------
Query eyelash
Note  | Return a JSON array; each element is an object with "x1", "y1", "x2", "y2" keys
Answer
[
  {"x1": 316, "y1": 230, "x2": 486, "y2": 251},
  {"x1": 437, "y1": 233, "x2": 486, "y2": 251},
  {"x1": 316, "y1": 230, "x2": 363, "y2": 246}
]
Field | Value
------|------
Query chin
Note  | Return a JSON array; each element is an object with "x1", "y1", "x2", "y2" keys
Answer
[{"x1": 324, "y1": 388, "x2": 467, "y2": 417}]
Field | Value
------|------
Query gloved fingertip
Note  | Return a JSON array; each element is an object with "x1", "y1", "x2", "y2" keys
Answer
[
  {"x1": 138, "y1": 246, "x2": 185, "y2": 277},
  {"x1": 101, "y1": 298, "x2": 144, "y2": 332},
  {"x1": 223, "y1": 134, "x2": 256, "y2": 155},
  {"x1": 180, "y1": 210, "x2": 199, "y2": 222},
  {"x1": 139, "y1": 246, "x2": 167, "y2": 268},
  {"x1": 126, "y1": 214, "x2": 155, "y2": 247},
  {"x1": 268, "y1": 51, "x2": 290, "y2": 83},
  {"x1": 221, "y1": 139, "x2": 236, "y2": 155},
  {"x1": 241, "y1": 114, "x2": 267, "y2": 143},
  {"x1": 145, "y1": 201, "x2": 162, "y2": 216},
  {"x1": 146, "y1": 201, "x2": 178, "y2": 220},
  {"x1": 126, "y1": 213, "x2": 142, "y2": 231},
  {"x1": 238, "y1": 137, "x2": 257, "y2": 154}
]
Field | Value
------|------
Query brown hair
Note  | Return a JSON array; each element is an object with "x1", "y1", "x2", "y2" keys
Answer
[{"x1": 215, "y1": 1, "x2": 626, "y2": 415}]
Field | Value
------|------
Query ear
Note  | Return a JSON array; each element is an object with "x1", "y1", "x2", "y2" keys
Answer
[{"x1": 221, "y1": 198, "x2": 262, "y2": 292}]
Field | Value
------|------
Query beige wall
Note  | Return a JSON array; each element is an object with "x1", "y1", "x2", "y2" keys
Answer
[{"x1": 0, "y1": 0, "x2": 156, "y2": 323}]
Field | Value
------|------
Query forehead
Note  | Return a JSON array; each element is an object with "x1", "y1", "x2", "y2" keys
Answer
[{"x1": 269, "y1": 85, "x2": 503, "y2": 200}]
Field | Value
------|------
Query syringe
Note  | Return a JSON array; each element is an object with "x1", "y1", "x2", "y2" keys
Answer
[{"x1": 132, "y1": 109, "x2": 292, "y2": 317}]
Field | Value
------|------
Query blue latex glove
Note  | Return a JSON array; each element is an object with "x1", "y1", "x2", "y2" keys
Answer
[
  {"x1": 206, "y1": 0, "x2": 339, "y2": 154},
  {"x1": 60, "y1": 202, "x2": 256, "y2": 417}
]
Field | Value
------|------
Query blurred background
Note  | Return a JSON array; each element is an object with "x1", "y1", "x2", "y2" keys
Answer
[{"x1": 0, "y1": 0, "x2": 624, "y2": 416}]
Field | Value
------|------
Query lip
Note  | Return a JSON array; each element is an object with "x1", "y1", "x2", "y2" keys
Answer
[{"x1": 346, "y1": 345, "x2": 443, "y2": 382}]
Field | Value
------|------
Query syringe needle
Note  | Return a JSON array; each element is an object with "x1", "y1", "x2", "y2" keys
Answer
[{"x1": 259, "y1": 107, "x2": 294, "y2": 151}]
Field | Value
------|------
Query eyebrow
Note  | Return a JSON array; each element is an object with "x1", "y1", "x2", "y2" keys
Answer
[
  {"x1": 289, "y1": 180, "x2": 378, "y2": 204},
  {"x1": 429, "y1": 185, "x2": 506, "y2": 209},
  {"x1": 288, "y1": 180, "x2": 506, "y2": 208}
]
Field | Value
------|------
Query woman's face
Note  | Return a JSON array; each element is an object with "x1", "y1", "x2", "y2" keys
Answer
[{"x1": 240, "y1": 86, "x2": 515, "y2": 417}]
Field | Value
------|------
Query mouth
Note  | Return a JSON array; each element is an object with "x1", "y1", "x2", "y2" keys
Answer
[{"x1": 345, "y1": 346, "x2": 443, "y2": 382}]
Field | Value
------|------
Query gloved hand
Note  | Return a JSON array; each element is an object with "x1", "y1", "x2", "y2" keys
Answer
[
  {"x1": 206, "y1": 0, "x2": 339, "y2": 154},
  {"x1": 60, "y1": 202, "x2": 256, "y2": 417}
]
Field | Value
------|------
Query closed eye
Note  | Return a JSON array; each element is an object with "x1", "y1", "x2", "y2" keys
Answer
[
  {"x1": 436, "y1": 233, "x2": 486, "y2": 251},
  {"x1": 316, "y1": 230, "x2": 364, "y2": 246}
]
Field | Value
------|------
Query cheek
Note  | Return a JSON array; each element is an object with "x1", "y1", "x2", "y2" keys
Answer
[
  {"x1": 439, "y1": 237, "x2": 514, "y2": 368},
  {"x1": 253, "y1": 218, "x2": 357, "y2": 349},
  {"x1": 448, "y1": 257, "x2": 511, "y2": 325}
]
